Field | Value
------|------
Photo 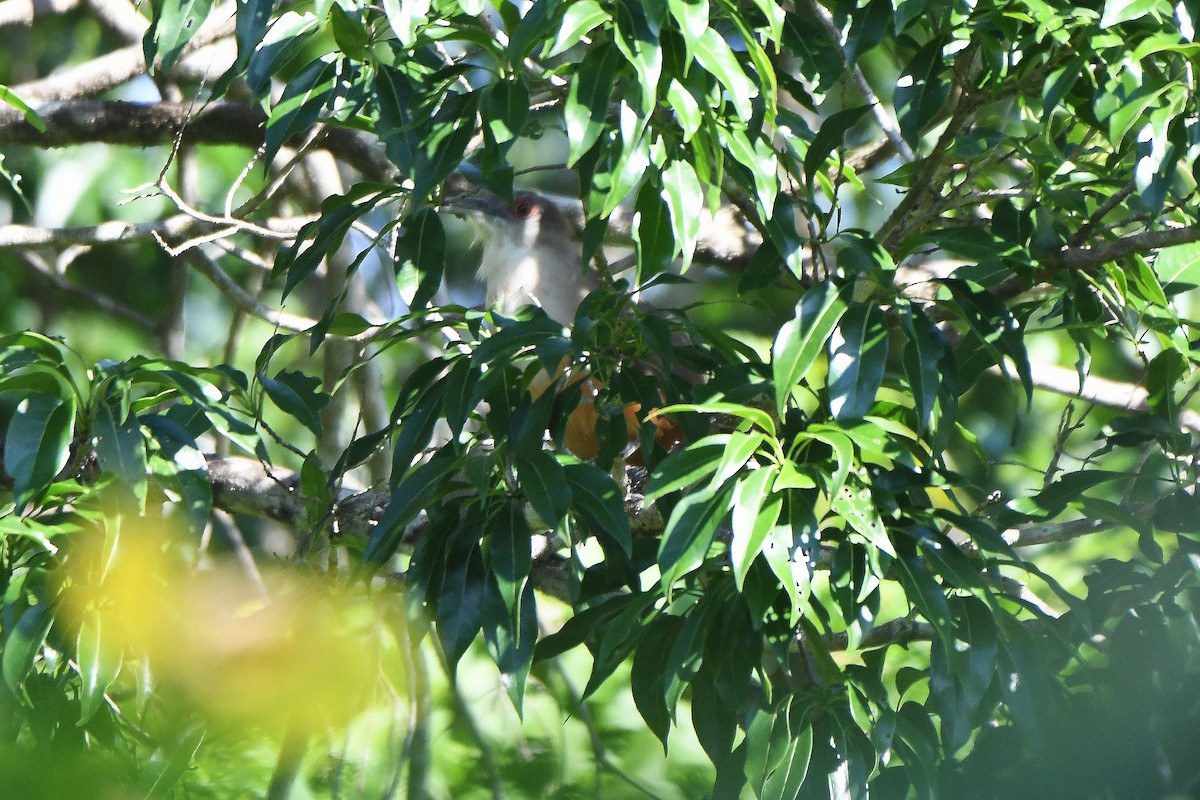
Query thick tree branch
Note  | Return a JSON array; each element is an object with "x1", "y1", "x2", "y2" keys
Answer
[
  {"x1": 1048, "y1": 224, "x2": 1200, "y2": 271},
  {"x1": 0, "y1": 100, "x2": 396, "y2": 180},
  {"x1": 10, "y1": 10, "x2": 235, "y2": 103}
]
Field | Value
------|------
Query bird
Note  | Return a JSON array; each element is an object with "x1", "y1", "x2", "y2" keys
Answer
[
  {"x1": 445, "y1": 188, "x2": 680, "y2": 461},
  {"x1": 446, "y1": 190, "x2": 595, "y2": 325}
]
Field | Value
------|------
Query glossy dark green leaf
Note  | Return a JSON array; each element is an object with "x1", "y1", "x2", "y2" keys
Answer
[
  {"x1": 827, "y1": 304, "x2": 889, "y2": 420},
  {"x1": 364, "y1": 454, "x2": 455, "y2": 566},
  {"x1": 260, "y1": 369, "x2": 330, "y2": 437},
  {"x1": 488, "y1": 500, "x2": 532, "y2": 632},
  {"x1": 93, "y1": 396, "x2": 147, "y2": 506},
  {"x1": 329, "y1": 4, "x2": 369, "y2": 58},
  {"x1": 4, "y1": 393, "x2": 74, "y2": 512},
  {"x1": 535, "y1": 593, "x2": 647, "y2": 661},
  {"x1": 658, "y1": 484, "x2": 733, "y2": 588},
  {"x1": 275, "y1": 187, "x2": 375, "y2": 300},
  {"x1": 943, "y1": 278, "x2": 1032, "y2": 403},
  {"x1": 395, "y1": 208, "x2": 446, "y2": 311},
  {"x1": 804, "y1": 105, "x2": 868, "y2": 184},
  {"x1": 895, "y1": 37, "x2": 948, "y2": 146},
  {"x1": 901, "y1": 307, "x2": 947, "y2": 433},
  {"x1": 842, "y1": 0, "x2": 891, "y2": 62},
  {"x1": 564, "y1": 462, "x2": 633, "y2": 559},
  {"x1": 481, "y1": 577, "x2": 538, "y2": 710},
  {"x1": 631, "y1": 616, "x2": 681, "y2": 751},
  {"x1": 633, "y1": 179, "x2": 676, "y2": 281},
  {"x1": 771, "y1": 281, "x2": 848, "y2": 414},
  {"x1": 582, "y1": 592, "x2": 656, "y2": 697},
  {"x1": 264, "y1": 58, "x2": 339, "y2": 167},
  {"x1": 437, "y1": 533, "x2": 487, "y2": 672},
  {"x1": 514, "y1": 449, "x2": 570, "y2": 527}
]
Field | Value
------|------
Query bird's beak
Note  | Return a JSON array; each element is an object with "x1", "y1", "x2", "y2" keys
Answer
[{"x1": 442, "y1": 192, "x2": 508, "y2": 224}]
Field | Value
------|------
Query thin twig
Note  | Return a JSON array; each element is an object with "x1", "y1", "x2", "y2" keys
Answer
[{"x1": 807, "y1": 0, "x2": 915, "y2": 162}]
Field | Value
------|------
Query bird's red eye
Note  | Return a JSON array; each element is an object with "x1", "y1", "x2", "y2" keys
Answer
[{"x1": 513, "y1": 198, "x2": 537, "y2": 218}]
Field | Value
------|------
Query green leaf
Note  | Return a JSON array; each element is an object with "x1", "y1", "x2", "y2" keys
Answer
[
  {"x1": 2, "y1": 600, "x2": 52, "y2": 691},
  {"x1": 661, "y1": 159, "x2": 705, "y2": 271},
  {"x1": 564, "y1": 462, "x2": 632, "y2": 558},
  {"x1": 144, "y1": 0, "x2": 214, "y2": 73},
  {"x1": 895, "y1": 37, "x2": 948, "y2": 146},
  {"x1": 263, "y1": 58, "x2": 339, "y2": 167},
  {"x1": 666, "y1": 80, "x2": 702, "y2": 142},
  {"x1": 633, "y1": 179, "x2": 676, "y2": 281},
  {"x1": 140, "y1": 725, "x2": 206, "y2": 800},
  {"x1": 1101, "y1": 0, "x2": 1166, "y2": 26},
  {"x1": 487, "y1": 501, "x2": 533, "y2": 641},
  {"x1": 0, "y1": 85, "x2": 45, "y2": 132},
  {"x1": 4, "y1": 393, "x2": 75, "y2": 512},
  {"x1": 901, "y1": 307, "x2": 948, "y2": 433},
  {"x1": 614, "y1": 1, "x2": 663, "y2": 115},
  {"x1": 630, "y1": 615, "x2": 680, "y2": 749},
  {"x1": 260, "y1": 369, "x2": 330, "y2": 437},
  {"x1": 437, "y1": 533, "x2": 487, "y2": 671},
  {"x1": 804, "y1": 105, "x2": 868, "y2": 185},
  {"x1": 481, "y1": 578, "x2": 538, "y2": 709},
  {"x1": 746, "y1": 702, "x2": 814, "y2": 800},
  {"x1": 771, "y1": 281, "x2": 848, "y2": 414},
  {"x1": 514, "y1": 449, "x2": 570, "y2": 527},
  {"x1": 329, "y1": 4, "x2": 369, "y2": 58},
  {"x1": 566, "y1": 43, "x2": 623, "y2": 166},
  {"x1": 364, "y1": 454, "x2": 455, "y2": 566},
  {"x1": 658, "y1": 484, "x2": 733, "y2": 588},
  {"x1": 382, "y1": 0, "x2": 428, "y2": 44},
  {"x1": 722, "y1": 125, "x2": 779, "y2": 215},
  {"x1": 730, "y1": 466, "x2": 782, "y2": 590},
  {"x1": 843, "y1": 0, "x2": 892, "y2": 63},
  {"x1": 547, "y1": 0, "x2": 610, "y2": 58},
  {"x1": 394, "y1": 207, "x2": 447, "y2": 310},
  {"x1": 827, "y1": 304, "x2": 889, "y2": 420},
  {"x1": 645, "y1": 434, "x2": 730, "y2": 500},
  {"x1": 694, "y1": 28, "x2": 757, "y2": 119},
  {"x1": 1154, "y1": 242, "x2": 1200, "y2": 291},
  {"x1": 94, "y1": 396, "x2": 148, "y2": 508},
  {"x1": 77, "y1": 610, "x2": 123, "y2": 725},
  {"x1": 944, "y1": 278, "x2": 1032, "y2": 403},
  {"x1": 667, "y1": 0, "x2": 708, "y2": 57}
]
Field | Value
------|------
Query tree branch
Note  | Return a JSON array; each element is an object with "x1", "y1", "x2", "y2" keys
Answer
[
  {"x1": 10, "y1": 9, "x2": 235, "y2": 103},
  {"x1": 0, "y1": 100, "x2": 396, "y2": 180},
  {"x1": 1048, "y1": 224, "x2": 1200, "y2": 271},
  {"x1": 991, "y1": 361, "x2": 1200, "y2": 433},
  {"x1": 807, "y1": 0, "x2": 914, "y2": 162},
  {"x1": 0, "y1": 0, "x2": 79, "y2": 28}
]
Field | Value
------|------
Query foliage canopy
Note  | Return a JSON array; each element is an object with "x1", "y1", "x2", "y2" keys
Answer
[{"x1": 2, "y1": 0, "x2": 1200, "y2": 797}]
